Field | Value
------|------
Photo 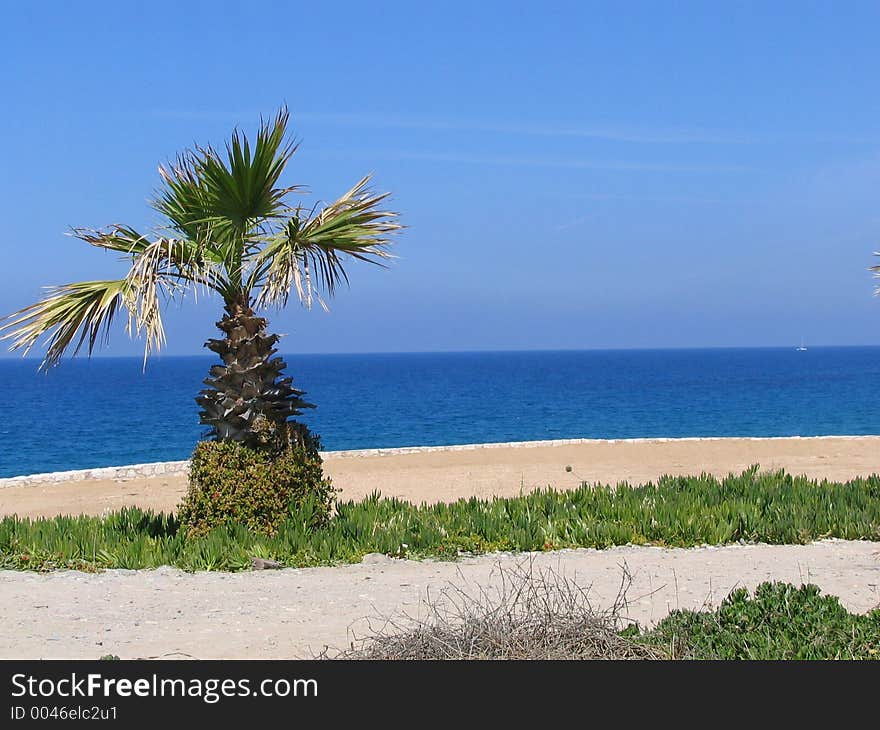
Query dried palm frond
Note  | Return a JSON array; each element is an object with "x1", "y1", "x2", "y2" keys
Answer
[{"x1": 1, "y1": 279, "x2": 136, "y2": 368}]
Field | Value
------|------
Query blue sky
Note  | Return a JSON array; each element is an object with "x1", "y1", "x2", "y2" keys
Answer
[{"x1": 2, "y1": 1, "x2": 880, "y2": 357}]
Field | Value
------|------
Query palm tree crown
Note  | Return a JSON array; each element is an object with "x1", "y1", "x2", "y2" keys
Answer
[{"x1": 1, "y1": 108, "x2": 401, "y2": 443}]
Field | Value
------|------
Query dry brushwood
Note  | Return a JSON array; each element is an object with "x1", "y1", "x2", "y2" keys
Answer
[{"x1": 321, "y1": 559, "x2": 666, "y2": 660}]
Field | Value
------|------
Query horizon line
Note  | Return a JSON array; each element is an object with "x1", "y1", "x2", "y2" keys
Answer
[{"x1": 2, "y1": 343, "x2": 879, "y2": 362}]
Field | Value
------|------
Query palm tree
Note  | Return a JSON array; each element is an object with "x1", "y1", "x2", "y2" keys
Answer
[{"x1": 1, "y1": 108, "x2": 401, "y2": 445}]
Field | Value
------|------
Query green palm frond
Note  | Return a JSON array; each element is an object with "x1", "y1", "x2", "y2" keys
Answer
[
  {"x1": 154, "y1": 151, "x2": 231, "y2": 250},
  {"x1": 152, "y1": 109, "x2": 303, "y2": 290},
  {"x1": 197, "y1": 108, "x2": 299, "y2": 227},
  {"x1": 255, "y1": 175, "x2": 401, "y2": 309}
]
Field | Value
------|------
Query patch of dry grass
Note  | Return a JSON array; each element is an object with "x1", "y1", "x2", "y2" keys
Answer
[{"x1": 324, "y1": 559, "x2": 665, "y2": 660}]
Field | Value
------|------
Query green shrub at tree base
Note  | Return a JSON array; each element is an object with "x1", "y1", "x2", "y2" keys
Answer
[{"x1": 178, "y1": 423, "x2": 335, "y2": 536}]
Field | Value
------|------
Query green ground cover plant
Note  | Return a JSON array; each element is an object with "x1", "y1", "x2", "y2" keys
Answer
[
  {"x1": 631, "y1": 581, "x2": 880, "y2": 659},
  {"x1": 2, "y1": 467, "x2": 879, "y2": 572}
]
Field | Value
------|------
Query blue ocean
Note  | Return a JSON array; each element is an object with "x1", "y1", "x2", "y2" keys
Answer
[{"x1": 1, "y1": 347, "x2": 879, "y2": 478}]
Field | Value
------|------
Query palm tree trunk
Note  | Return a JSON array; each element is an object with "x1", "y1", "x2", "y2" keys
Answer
[{"x1": 196, "y1": 296, "x2": 313, "y2": 445}]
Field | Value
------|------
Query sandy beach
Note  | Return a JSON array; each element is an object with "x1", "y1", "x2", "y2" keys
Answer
[{"x1": 2, "y1": 435, "x2": 880, "y2": 519}]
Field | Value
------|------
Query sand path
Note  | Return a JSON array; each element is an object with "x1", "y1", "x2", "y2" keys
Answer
[
  {"x1": 3, "y1": 436, "x2": 880, "y2": 519},
  {"x1": 1, "y1": 540, "x2": 878, "y2": 659}
]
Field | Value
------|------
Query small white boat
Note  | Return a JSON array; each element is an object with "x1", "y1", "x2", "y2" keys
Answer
[{"x1": 796, "y1": 337, "x2": 807, "y2": 352}]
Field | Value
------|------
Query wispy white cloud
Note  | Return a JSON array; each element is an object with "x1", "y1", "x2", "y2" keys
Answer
[
  {"x1": 295, "y1": 112, "x2": 752, "y2": 144},
  {"x1": 541, "y1": 191, "x2": 756, "y2": 204},
  {"x1": 308, "y1": 148, "x2": 757, "y2": 173},
  {"x1": 150, "y1": 108, "x2": 880, "y2": 146},
  {"x1": 554, "y1": 214, "x2": 593, "y2": 232}
]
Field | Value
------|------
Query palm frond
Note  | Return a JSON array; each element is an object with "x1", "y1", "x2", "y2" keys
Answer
[
  {"x1": 123, "y1": 239, "x2": 186, "y2": 354},
  {"x1": 0, "y1": 280, "x2": 137, "y2": 368},
  {"x1": 870, "y1": 254, "x2": 880, "y2": 295},
  {"x1": 255, "y1": 175, "x2": 401, "y2": 309},
  {"x1": 153, "y1": 150, "x2": 219, "y2": 242},
  {"x1": 196, "y1": 107, "x2": 300, "y2": 230},
  {"x1": 73, "y1": 224, "x2": 153, "y2": 256},
  {"x1": 75, "y1": 225, "x2": 232, "y2": 300},
  {"x1": 0, "y1": 235, "x2": 215, "y2": 367}
]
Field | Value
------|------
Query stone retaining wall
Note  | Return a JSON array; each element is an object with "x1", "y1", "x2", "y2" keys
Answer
[
  {"x1": 0, "y1": 439, "x2": 601, "y2": 487},
  {"x1": 0, "y1": 460, "x2": 190, "y2": 488}
]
